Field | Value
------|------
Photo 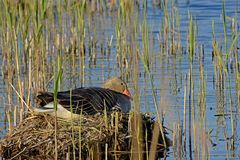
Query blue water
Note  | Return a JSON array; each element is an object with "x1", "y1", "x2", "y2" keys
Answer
[{"x1": 0, "y1": 0, "x2": 239, "y2": 159}]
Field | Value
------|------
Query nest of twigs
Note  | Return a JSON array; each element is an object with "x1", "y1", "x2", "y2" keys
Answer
[{"x1": 0, "y1": 112, "x2": 171, "y2": 160}]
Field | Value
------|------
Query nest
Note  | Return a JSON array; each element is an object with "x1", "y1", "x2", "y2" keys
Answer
[{"x1": 0, "y1": 112, "x2": 171, "y2": 160}]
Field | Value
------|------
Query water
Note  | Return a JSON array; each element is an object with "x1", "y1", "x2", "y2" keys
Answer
[{"x1": 0, "y1": 0, "x2": 239, "y2": 159}]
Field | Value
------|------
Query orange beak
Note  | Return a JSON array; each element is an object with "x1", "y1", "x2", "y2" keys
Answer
[{"x1": 123, "y1": 89, "x2": 133, "y2": 100}]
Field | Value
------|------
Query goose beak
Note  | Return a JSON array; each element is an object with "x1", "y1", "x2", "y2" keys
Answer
[{"x1": 123, "y1": 89, "x2": 133, "y2": 100}]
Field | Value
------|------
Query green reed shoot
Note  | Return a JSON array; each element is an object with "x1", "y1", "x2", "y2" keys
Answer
[
  {"x1": 222, "y1": 0, "x2": 228, "y2": 55},
  {"x1": 174, "y1": 1, "x2": 181, "y2": 54},
  {"x1": 212, "y1": 20, "x2": 228, "y2": 75},
  {"x1": 0, "y1": 0, "x2": 239, "y2": 159},
  {"x1": 188, "y1": 13, "x2": 195, "y2": 63},
  {"x1": 69, "y1": 89, "x2": 76, "y2": 160},
  {"x1": 137, "y1": 52, "x2": 167, "y2": 148},
  {"x1": 53, "y1": 53, "x2": 63, "y2": 160},
  {"x1": 142, "y1": 0, "x2": 149, "y2": 68},
  {"x1": 162, "y1": 0, "x2": 169, "y2": 55}
]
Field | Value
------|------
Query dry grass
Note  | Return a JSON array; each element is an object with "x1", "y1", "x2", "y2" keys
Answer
[{"x1": 0, "y1": 111, "x2": 171, "y2": 160}]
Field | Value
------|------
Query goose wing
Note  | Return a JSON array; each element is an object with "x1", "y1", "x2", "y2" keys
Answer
[
  {"x1": 37, "y1": 87, "x2": 119, "y2": 115},
  {"x1": 58, "y1": 87, "x2": 119, "y2": 114}
]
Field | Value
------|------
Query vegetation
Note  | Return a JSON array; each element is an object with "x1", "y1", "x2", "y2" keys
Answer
[{"x1": 0, "y1": 0, "x2": 239, "y2": 159}]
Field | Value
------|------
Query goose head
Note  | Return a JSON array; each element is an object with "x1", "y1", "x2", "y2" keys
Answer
[{"x1": 102, "y1": 76, "x2": 132, "y2": 99}]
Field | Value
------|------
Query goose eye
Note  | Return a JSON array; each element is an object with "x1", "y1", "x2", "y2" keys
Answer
[{"x1": 121, "y1": 82, "x2": 124, "y2": 85}]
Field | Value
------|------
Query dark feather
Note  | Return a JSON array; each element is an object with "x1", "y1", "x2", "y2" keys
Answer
[{"x1": 36, "y1": 87, "x2": 130, "y2": 115}]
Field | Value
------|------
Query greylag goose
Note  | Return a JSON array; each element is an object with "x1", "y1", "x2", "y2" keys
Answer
[{"x1": 34, "y1": 77, "x2": 132, "y2": 118}]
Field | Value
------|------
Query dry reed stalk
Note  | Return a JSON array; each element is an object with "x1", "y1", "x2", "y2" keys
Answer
[
  {"x1": 6, "y1": 111, "x2": 12, "y2": 135},
  {"x1": 183, "y1": 74, "x2": 187, "y2": 152},
  {"x1": 172, "y1": 123, "x2": 183, "y2": 159},
  {"x1": 130, "y1": 112, "x2": 143, "y2": 160},
  {"x1": 148, "y1": 122, "x2": 160, "y2": 160},
  {"x1": 13, "y1": 106, "x2": 17, "y2": 126},
  {"x1": 188, "y1": 68, "x2": 193, "y2": 159}
]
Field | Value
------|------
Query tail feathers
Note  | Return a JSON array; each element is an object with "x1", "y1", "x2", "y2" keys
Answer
[
  {"x1": 33, "y1": 102, "x2": 55, "y2": 113},
  {"x1": 33, "y1": 103, "x2": 77, "y2": 119},
  {"x1": 33, "y1": 107, "x2": 54, "y2": 113}
]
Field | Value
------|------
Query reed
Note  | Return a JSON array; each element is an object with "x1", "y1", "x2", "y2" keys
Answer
[
  {"x1": 0, "y1": 0, "x2": 239, "y2": 159},
  {"x1": 162, "y1": 0, "x2": 170, "y2": 55},
  {"x1": 188, "y1": 13, "x2": 195, "y2": 63},
  {"x1": 222, "y1": 0, "x2": 228, "y2": 55},
  {"x1": 212, "y1": 20, "x2": 227, "y2": 79},
  {"x1": 142, "y1": 0, "x2": 149, "y2": 68},
  {"x1": 212, "y1": 9, "x2": 239, "y2": 153},
  {"x1": 183, "y1": 74, "x2": 187, "y2": 154},
  {"x1": 53, "y1": 55, "x2": 62, "y2": 159},
  {"x1": 197, "y1": 45, "x2": 208, "y2": 159},
  {"x1": 227, "y1": 16, "x2": 239, "y2": 151},
  {"x1": 69, "y1": 89, "x2": 77, "y2": 160},
  {"x1": 172, "y1": 123, "x2": 183, "y2": 159},
  {"x1": 138, "y1": 33, "x2": 167, "y2": 159}
]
